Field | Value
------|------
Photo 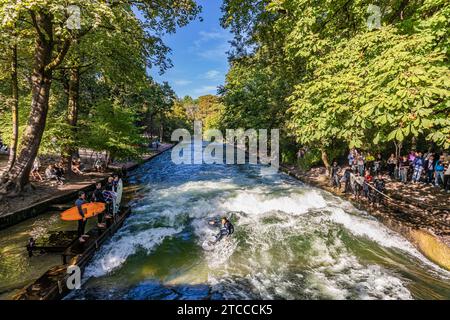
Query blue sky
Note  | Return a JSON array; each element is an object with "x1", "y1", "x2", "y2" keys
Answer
[{"x1": 151, "y1": 0, "x2": 232, "y2": 99}]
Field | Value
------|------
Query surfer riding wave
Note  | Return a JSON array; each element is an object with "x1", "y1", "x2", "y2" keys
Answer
[{"x1": 209, "y1": 216, "x2": 234, "y2": 243}]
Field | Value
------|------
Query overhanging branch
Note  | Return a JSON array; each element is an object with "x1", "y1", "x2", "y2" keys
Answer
[{"x1": 46, "y1": 39, "x2": 71, "y2": 71}]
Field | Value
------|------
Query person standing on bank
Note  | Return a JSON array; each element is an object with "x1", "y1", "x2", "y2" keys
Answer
[
  {"x1": 105, "y1": 176, "x2": 114, "y2": 191},
  {"x1": 386, "y1": 154, "x2": 396, "y2": 178},
  {"x1": 330, "y1": 161, "x2": 341, "y2": 189},
  {"x1": 412, "y1": 152, "x2": 424, "y2": 183},
  {"x1": 91, "y1": 182, "x2": 107, "y2": 229},
  {"x1": 76, "y1": 191, "x2": 89, "y2": 243},
  {"x1": 103, "y1": 176, "x2": 115, "y2": 218},
  {"x1": 112, "y1": 175, "x2": 120, "y2": 192}
]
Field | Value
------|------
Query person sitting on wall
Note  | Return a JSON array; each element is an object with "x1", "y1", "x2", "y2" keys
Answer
[
  {"x1": 72, "y1": 158, "x2": 83, "y2": 175},
  {"x1": 31, "y1": 157, "x2": 43, "y2": 181},
  {"x1": 93, "y1": 157, "x2": 104, "y2": 172},
  {"x1": 45, "y1": 165, "x2": 63, "y2": 185},
  {"x1": 54, "y1": 163, "x2": 65, "y2": 184}
]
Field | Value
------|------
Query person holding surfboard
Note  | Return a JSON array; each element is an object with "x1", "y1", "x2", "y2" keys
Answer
[
  {"x1": 91, "y1": 182, "x2": 107, "y2": 229},
  {"x1": 103, "y1": 176, "x2": 115, "y2": 218},
  {"x1": 112, "y1": 175, "x2": 120, "y2": 192},
  {"x1": 76, "y1": 191, "x2": 89, "y2": 243}
]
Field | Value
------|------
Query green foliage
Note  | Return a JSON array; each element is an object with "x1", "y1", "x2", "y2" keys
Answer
[
  {"x1": 287, "y1": 6, "x2": 450, "y2": 149},
  {"x1": 296, "y1": 149, "x2": 322, "y2": 171},
  {"x1": 81, "y1": 99, "x2": 145, "y2": 160},
  {"x1": 204, "y1": 102, "x2": 225, "y2": 131},
  {"x1": 220, "y1": 0, "x2": 450, "y2": 168},
  {"x1": 0, "y1": 0, "x2": 202, "y2": 165},
  {"x1": 0, "y1": 94, "x2": 31, "y2": 145},
  {"x1": 164, "y1": 100, "x2": 192, "y2": 139}
]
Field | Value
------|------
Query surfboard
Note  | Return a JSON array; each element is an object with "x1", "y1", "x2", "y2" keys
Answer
[
  {"x1": 201, "y1": 236, "x2": 217, "y2": 251},
  {"x1": 114, "y1": 179, "x2": 123, "y2": 215},
  {"x1": 60, "y1": 202, "x2": 106, "y2": 221},
  {"x1": 102, "y1": 190, "x2": 116, "y2": 217}
]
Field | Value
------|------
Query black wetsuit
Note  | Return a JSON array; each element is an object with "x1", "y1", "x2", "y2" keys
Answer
[
  {"x1": 92, "y1": 188, "x2": 106, "y2": 223},
  {"x1": 92, "y1": 189, "x2": 105, "y2": 202},
  {"x1": 105, "y1": 182, "x2": 114, "y2": 191},
  {"x1": 215, "y1": 221, "x2": 234, "y2": 242},
  {"x1": 374, "y1": 178, "x2": 385, "y2": 204}
]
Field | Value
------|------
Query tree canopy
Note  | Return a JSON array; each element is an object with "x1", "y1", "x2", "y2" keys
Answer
[
  {"x1": 0, "y1": 0, "x2": 201, "y2": 194},
  {"x1": 218, "y1": 0, "x2": 450, "y2": 166}
]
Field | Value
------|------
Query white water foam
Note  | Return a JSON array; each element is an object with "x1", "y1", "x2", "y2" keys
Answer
[
  {"x1": 221, "y1": 188, "x2": 327, "y2": 215},
  {"x1": 325, "y1": 206, "x2": 450, "y2": 277},
  {"x1": 195, "y1": 184, "x2": 425, "y2": 299},
  {"x1": 304, "y1": 236, "x2": 413, "y2": 300},
  {"x1": 84, "y1": 227, "x2": 182, "y2": 278},
  {"x1": 80, "y1": 170, "x2": 448, "y2": 299}
]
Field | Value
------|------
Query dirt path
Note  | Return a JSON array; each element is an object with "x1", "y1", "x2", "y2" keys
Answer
[{"x1": 0, "y1": 144, "x2": 172, "y2": 217}]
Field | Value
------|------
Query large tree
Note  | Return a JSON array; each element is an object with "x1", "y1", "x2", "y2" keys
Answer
[
  {"x1": 56, "y1": 10, "x2": 157, "y2": 173},
  {"x1": 0, "y1": 20, "x2": 33, "y2": 171},
  {"x1": 0, "y1": 0, "x2": 200, "y2": 196}
]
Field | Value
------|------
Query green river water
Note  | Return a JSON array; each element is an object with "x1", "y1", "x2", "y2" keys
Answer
[{"x1": 1, "y1": 144, "x2": 449, "y2": 300}]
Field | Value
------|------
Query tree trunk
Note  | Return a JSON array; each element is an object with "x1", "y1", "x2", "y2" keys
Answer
[
  {"x1": 7, "y1": 44, "x2": 19, "y2": 171},
  {"x1": 0, "y1": 12, "x2": 55, "y2": 196},
  {"x1": 159, "y1": 114, "x2": 164, "y2": 142},
  {"x1": 61, "y1": 67, "x2": 80, "y2": 173},
  {"x1": 148, "y1": 112, "x2": 154, "y2": 139},
  {"x1": 411, "y1": 136, "x2": 417, "y2": 151},
  {"x1": 321, "y1": 147, "x2": 331, "y2": 175},
  {"x1": 105, "y1": 151, "x2": 111, "y2": 169},
  {"x1": 394, "y1": 141, "x2": 402, "y2": 160}
]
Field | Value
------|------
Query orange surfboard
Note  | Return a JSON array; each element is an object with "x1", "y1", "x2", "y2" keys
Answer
[{"x1": 60, "y1": 202, "x2": 106, "y2": 221}]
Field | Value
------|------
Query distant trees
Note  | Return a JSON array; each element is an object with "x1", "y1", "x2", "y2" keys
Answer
[
  {"x1": 171, "y1": 94, "x2": 225, "y2": 133},
  {"x1": 182, "y1": 95, "x2": 199, "y2": 122},
  {"x1": 141, "y1": 81, "x2": 177, "y2": 142}
]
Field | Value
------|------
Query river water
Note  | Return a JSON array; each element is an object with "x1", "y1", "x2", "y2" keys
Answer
[
  {"x1": 1, "y1": 144, "x2": 449, "y2": 300},
  {"x1": 67, "y1": 143, "x2": 450, "y2": 300}
]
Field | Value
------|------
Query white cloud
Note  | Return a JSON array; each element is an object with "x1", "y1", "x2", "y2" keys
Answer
[
  {"x1": 190, "y1": 29, "x2": 231, "y2": 61},
  {"x1": 203, "y1": 70, "x2": 221, "y2": 80},
  {"x1": 193, "y1": 85, "x2": 218, "y2": 96},
  {"x1": 197, "y1": 43, "x2": 229, "y2": 61},
  {"x1": 173, "y1": 79, "x2": 192, "y2": 86},
  {"x1": 194, "y1": 30, "x2": 230, "y2": 48},
  {"x1": 198, "y1": 31, "x2": 229, "y2": 41}
]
